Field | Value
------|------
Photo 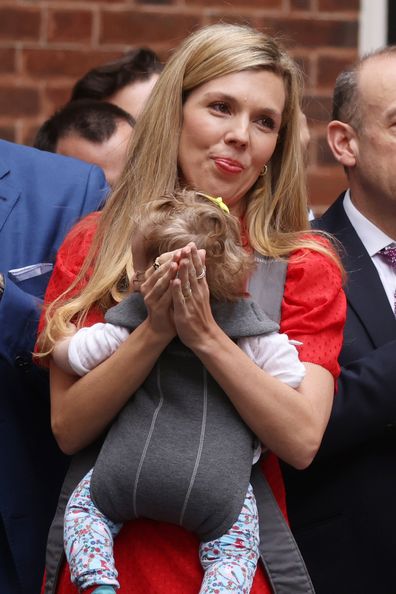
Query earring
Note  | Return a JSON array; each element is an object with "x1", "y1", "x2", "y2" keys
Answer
[{"x1": 259, "y1": 164, "x2": 268, "y2": 177}]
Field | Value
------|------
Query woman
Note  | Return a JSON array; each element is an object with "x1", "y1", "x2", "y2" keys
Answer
[{"x1": 38, "y1": 23, "x2": 346, "y2": 594}]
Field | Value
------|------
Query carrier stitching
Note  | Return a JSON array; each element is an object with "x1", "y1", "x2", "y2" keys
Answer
[
  {"x1": 179, "y1": 366, "x2": 208, "y2": 526},
  {"x1": 133, "y1": 362, "x2": 164, "y2": 517}
]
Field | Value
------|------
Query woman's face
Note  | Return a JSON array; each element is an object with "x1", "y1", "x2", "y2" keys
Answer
[{"x1": 178, "y1": 69, "x2": 286, "y2": 215}]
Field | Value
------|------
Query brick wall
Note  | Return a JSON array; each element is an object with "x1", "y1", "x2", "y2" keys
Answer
[{"x1": 0, "y1": 0, "x2": 360, "y2": 212}]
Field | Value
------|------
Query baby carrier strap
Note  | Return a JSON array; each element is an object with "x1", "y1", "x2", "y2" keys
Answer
[
  {"x1": 44, "y1": 440, "x2": 102, "y2": 594},
  {"x1": 248, "y1": 254, "x2": 315, "y2": 594}
]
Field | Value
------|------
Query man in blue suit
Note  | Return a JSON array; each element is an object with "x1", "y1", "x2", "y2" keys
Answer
[
  {"x1": 282, "y1": 48, "x2": 396, "y2": 593},
  {"x1": 0, "y1": 139, "x2": 108, "y2": 594}
]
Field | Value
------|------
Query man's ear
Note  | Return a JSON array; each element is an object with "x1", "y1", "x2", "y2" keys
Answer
[{"x1": 327, "y1": 120, "x2": 358, "y2": 167}]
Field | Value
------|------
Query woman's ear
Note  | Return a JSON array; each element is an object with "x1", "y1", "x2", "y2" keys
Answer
[{"x1": 327, "y1": 120, "x2": 358, "y2": 168}]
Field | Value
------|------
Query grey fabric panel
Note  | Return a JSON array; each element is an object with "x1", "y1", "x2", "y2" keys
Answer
[
  {"x1": 106, "y1": 292, "x2": 279, "y2": 338},
  {"x1": 249, "y1": 256, "x2": 315, "y2": 594},
  {"x1": 92, "y1": 298, "x2": 266, "y2": 542},
  {"x1": 251, "y1": 464, "x2": 315, "y2": 594},
  {"x1": 248, "y1": 255, "x2": 288, "y2": 323}
]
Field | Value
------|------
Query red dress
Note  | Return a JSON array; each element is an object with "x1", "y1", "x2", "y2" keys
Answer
[{"x1": 40, "y1": 213, "x2": 346, "y2": 594}]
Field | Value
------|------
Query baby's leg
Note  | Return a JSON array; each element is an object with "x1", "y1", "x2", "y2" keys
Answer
[
  {"x1": 64, "y1": 469, "x2": 122, "y2": 590},
  {"x1": 199, "y1": 483, "x2": 260, "y2": 594}
]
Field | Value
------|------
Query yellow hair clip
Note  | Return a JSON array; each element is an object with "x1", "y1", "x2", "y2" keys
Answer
[{"x1": 196, "y1": 192, "x2": 230, "y2": 214}]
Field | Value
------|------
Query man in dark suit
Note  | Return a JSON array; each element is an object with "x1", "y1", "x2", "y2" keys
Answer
[
  {"x1": 0, "y1": 139, "x2": 108, "y2": 594},
  {"x1": 282, "y1": 47, "x2": 396, "y2": 594}
]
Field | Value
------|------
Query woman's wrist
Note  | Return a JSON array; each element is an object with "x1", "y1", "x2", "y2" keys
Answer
[
  {"x1": 189, "y1": 322, "x2": 228, "y2": 359},
  {"x1": 139, "y1": 317, "x2": 175, "y2": 350}
]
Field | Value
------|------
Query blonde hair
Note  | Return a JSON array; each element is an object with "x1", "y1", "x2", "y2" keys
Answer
[
  {"x1": 136, "y1": 190, "x2": 255, "y2": 301},
  {"x1": 39, "y1": 22, "x2": 339, "y2": 352}
]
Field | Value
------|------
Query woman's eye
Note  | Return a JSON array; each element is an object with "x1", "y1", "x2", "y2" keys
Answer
[
  {"x1": 257, "y1": 116, "x2": 275, "y2": 130},
  {"x1": 210, "y1": 101, "x2": 230, "y2": 114}
]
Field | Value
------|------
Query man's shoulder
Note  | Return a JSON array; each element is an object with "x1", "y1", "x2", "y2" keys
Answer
[
  {"x1": 0, "y1": 140, "x2": 107, "y2": 210},
  {"x1": 0, "y1": 139, "x2": 103, "y2": 180},
  {"x1": 312, "y1": 192, "x2": 347, "y2": 233}
]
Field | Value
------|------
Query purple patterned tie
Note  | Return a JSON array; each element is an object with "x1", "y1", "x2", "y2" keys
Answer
[{"x1": 378, "y1": 245, "x2": 396, "y2": 314}]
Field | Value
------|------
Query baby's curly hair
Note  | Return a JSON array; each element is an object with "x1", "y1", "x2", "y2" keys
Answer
[{"x1": 135, "y1": 190, "x2": 256, "y2": 301}]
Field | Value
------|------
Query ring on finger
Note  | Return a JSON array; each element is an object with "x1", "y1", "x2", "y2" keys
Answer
[
  {"x1": 182, "y1": 283, "x2": 192, "y2": 299},
  {"x1": 153, "y1": 257, "x2": 161, "y2": 271},
  {"x1": 195, "y1": 266, "x2": 206, "y2": 280}
]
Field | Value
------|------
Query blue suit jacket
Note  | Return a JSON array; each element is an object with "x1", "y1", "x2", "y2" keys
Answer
[
  {"x1": 0, "y1": 140, "x2": 108, "y2": 594},
  {"x1": 282, "y1": 194, "x2": 396, "y2": 594}
]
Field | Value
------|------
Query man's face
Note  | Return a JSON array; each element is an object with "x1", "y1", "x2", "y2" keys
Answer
[
  {"x1": 352, "y1": 55, "x2": 396, "y2": 211},
  {"x1": 108, "y1": 74, "x2": 159, "y2": 120},
  {"x1": 56, "y1": 120, "x2": 132, "y2": 187}
]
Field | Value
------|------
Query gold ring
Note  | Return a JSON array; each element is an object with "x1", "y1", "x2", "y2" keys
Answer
[
  {"x1": 153, "y1": 257, "x2": 160, "y2": 270},
  {"x1": 195, "y1": 266, "x2": 206, "y2": 280},
  {"x1": 182, "y1": 283, "x2": 192, "y2": 299}
]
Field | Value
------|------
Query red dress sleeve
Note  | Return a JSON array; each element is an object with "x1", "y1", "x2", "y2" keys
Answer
[
  {"x1": 37, "y1": 212, "x2": 103, "y2": 339},
  {"x1": 280, "y1": 246, "x2": 346, "y2": 380}
]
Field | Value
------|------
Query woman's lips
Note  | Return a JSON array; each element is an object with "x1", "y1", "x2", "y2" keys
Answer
[{"x1": 214, "y1": 157, "x2": 244, "y2": 174}]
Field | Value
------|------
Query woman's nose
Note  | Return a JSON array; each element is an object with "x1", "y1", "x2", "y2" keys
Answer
[{"x1": 224, "y1": 116, "x2": 250, "y2": 147}]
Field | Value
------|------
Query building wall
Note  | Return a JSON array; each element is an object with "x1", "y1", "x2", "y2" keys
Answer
[{"x1": 0, "y1": 0, "x2": 360, "y2": 212}]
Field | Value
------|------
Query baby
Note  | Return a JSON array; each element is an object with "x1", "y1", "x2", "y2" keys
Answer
[{"x1": 53, "y1": 190, "x2": 305, "y2": 594}]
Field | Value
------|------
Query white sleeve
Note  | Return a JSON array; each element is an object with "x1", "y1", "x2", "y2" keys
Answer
[
  {"x1": 238, "y1": 332, "x2": 306, "y2": 389},
  {"x1": 68, "y1": 323, "x2": 130, "y2": 376}
]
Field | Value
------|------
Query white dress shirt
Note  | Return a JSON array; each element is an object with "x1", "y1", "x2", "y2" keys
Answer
[{"x1": 343, "y1": 190, "x2": 396, "y2": 311}]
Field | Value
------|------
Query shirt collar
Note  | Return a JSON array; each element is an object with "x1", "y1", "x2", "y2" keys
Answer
[{"x1": 343, "y1": 189, "x2": 395, "y2": 256}]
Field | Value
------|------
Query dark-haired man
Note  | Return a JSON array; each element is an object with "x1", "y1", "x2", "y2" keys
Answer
[
  {"x1": 282, "y1": 47, "x2": 396, "y2": 594},
  {"x1": 34, "y1": 100, "x2": 134, "y2": 186},
  {"x1": 70, "y1": 47, "x2": 163, "y2": 119}
]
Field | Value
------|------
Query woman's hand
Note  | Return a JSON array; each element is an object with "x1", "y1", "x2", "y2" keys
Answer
[
  {"x1": 171, "y1": 243, "x2": 216, "y2": 350},
  {"x1": 140, "y1": 250, "x2": 179, "y2": 340}
]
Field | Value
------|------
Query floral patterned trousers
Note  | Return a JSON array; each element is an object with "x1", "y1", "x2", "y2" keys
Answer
[{"x1": 64, "y1": 470, "x2": 260, "y2": 593}]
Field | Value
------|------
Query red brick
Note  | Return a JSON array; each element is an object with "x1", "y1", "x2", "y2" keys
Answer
[
  {"x1": 0, "y1": 0, "x2": 360, "y2": 198},
  {"x1": 293, "y1": 53, "x2": 311, "y2": 80},
  {"x1": 317, "y1": 53, "x2": 357, "y2": 89},
  {"x1": 304, "y1": 94, "x2": 333, "y2": 124},
  {"x1": 0, "y1": 48, "x2": 16, "y2": 74},
  {"x1": 22, "y1": 49, "x2": 120, "y2": 79},
  {"x1": 207, "y1": 14, "x2": 257, "y2": 29},
  {"x1": 260, "y1": 17, "x2": 358, "y2": 48},
  {"x1": 100, "y1": 10, "x2": 202, "y2": 45},
  {"x1": 189, "y1": 0, "x2": 280, "y2": 6},
  {"x1": 44, "y1": 86, "x2": 73, "y2": 113},
  {"x1": 137, "y1": 0, "x2": 175, "y2": 4},
  {"x1": 0, "y1": 7, "x2": 40, "y2": 41},
  {"x1": 0, "y1": 87, "x2": 40, "y2": 117},
  {"x1": 48, "y1": 10, "x2": 93, "y2": 43},
  {"x1": 318, "y1": 0, "x2": 359, "y2": 10},
  {"x1": 315, "y1": 134, "x2": 338, "y2": 167},
  {"x1": 307, "y1": 166, "x2": 346, "y2": 212},
  {"x1": 22, "y1": 123, "x2": 42, "y2": 148},
  {"x1": 0, "y1": 124, "x2": 16, "y2": 142},
  {"x1": 290, "y1": 0, "x2": 311, "y2": 9}
]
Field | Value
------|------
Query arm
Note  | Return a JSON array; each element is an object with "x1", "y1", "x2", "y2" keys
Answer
[
  {"x1": 238, "y1": 332, "x2": 306, "y2": 389},
  {"x1": 0, "y1": 273, "x2": 46, "y2": 364},
  {"x1": 52, "y1": 336, "x2": 75, "y2": 375},
  {"x1": 171, "y1": 245, "x2": 345, "y2": 470},
  {"x1": 53, "y1": 323, "x2": 130, "y2": 376},
  {"x1": 50, "y1": 316, "x2": 175, "y2": 455},
  {"x1": 316, "y1": 340, "x2": 396, "y2": 459},
  {"x1": 43, "y1": 227, "x2": 182, "y2": 454}
]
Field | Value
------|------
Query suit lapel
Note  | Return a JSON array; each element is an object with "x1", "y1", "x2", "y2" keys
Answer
[
  {"x1": 0, "y1": 153, "x2": 21, "y2": 234},
  {"x1": 314, "y1": 194, "x2": 396, "y2": 347}
]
